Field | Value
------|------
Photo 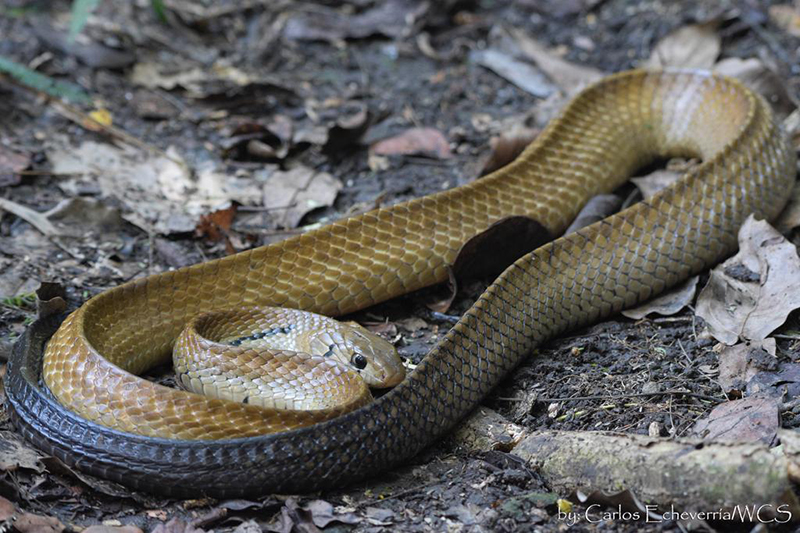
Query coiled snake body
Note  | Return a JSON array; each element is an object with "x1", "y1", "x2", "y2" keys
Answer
[{"x1": 6, "y1": 69, "x2": 796, "y2": 497}]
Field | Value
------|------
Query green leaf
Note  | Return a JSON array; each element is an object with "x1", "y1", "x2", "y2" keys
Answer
[
  {"x1": 151, "y1": 0, "x2": 168, "y2": 24},
  {"x1": 68, "y1": 0, "x2": 100, "y2": 42},
  {"x1": 0, "y1": 55, "x2": 92, "y2": 104}
]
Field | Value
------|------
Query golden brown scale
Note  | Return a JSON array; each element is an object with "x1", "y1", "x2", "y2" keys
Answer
[
  {"x1": 172, "y1": 307, "x2": 403, "y2": 411},
  {"x1": 40, "y1": 70, "x2": 795, "y2": 446}
]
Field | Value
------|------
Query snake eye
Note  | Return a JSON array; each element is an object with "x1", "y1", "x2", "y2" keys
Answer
[{"x1": 351, "y1": 354, "x2": 368, "y2": 370}]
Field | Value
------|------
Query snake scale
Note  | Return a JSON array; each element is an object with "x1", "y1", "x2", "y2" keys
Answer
[{"x1": 6, "y1": 69, "x2": 796, "y2": 497}]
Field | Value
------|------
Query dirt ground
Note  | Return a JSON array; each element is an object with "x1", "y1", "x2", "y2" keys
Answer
[{"x1": 2, "y1": 0, "x2": 800, "y2": 531}]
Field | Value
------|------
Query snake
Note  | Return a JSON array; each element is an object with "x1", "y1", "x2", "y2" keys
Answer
[{"x1": 6, "y1": 69, "x2": 796, "y2": 498}]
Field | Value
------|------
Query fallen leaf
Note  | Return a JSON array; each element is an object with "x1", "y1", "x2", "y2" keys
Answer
[
  {"x1": 0, "y1": 144, "x2": 29, "y2": 186},
  {"x1": 195, "y1": 204, "x2": 239, "y2": 253},
  {"x1": 45, "y1": 197, "x2": 125, "y2": 235},
  {"x1": 775, "y1": 180, "x2": 800, "y2": 233},
  {"x1": 525, "y1": 0, "x2": 606, "y2": 19},
  {"x1": 630, "y1": 170, "x2": 681, "y2": 199},
  {"x1": 748, "y1": 362, "x2": 800, "y2": 398},
  {"x1": 49, "y1": 142, "x2": 261, "y2": 234},
  {"x1": 370, "y1": 127, "x2": 452, "y2": 159},
  {"x1": 717, "y1": 340, "x2": 777, "y2": 393},
  {"x1": 151, "y1": 518, "x2": 205, "y2": 533},
  {"x1": 397, "y1": 317, "x2": 428, "y2": 333},
  {"x1": 480, "y1": 128, "x2": 539, "y2": 176},
  {"x1": 364, "y1": 507, "x2": 395, "y2": 526},
  {"x1": 323, "y1": 103, "x2": 371, "y2": 154},
  {"x1": 33, "y1": 22, "x2": 135, "y2": 69},
  {"x1": 692, "y1": 395, "x2": 779, "y2": 445},
  {"x1": 469, "y1": 49, "x2": 557, "y2": 98},
  {"x1": 696, "y1": 216, "x2": 800, "y2": 345},
  {"x1": 83, "y1": 526, "x2": 144, "y2": 533},
  {"x1": 263, "y1": 166, "x2": 342, "y2": 228},
  {"x1": 0, "y1": 495, "x2": 65, "y2": 533},
  {"x1": 769, "y1": 4, "x2": 800, "y2": 37},
  {"x1": 283, "y1": 0, "x2": 428, "y2": 42},
  {"x1": 564, "y1": 194, "x2": 622, "y2": 235},
  {"x1": 643, "y1": 22, "x2": 721, "y2": 69},
  {"x1": 714, "y1": 57, "x2": 796, "y2": 120},
  {"x1": 0, "y1": 432, "x2": 43, "y2": 473},
  {"x1": 622, "y1": 275, "x2": 699, "y2": 319},
  {"x1": 508, "y1": 27, "x2": 604, "y2": 92},
  {"x1": 427, "y1": 216, "x2": 552, "y2": 313},
  {"x1": 302, "y1": 500, "x2": 359, "y2": 528}
]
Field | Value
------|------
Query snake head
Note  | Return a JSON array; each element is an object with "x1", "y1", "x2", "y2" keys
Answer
[{"x1": 335, "y1": 323, "x2": 405, "y2": 388}]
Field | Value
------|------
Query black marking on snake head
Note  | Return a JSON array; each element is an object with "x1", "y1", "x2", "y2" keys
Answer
[
  {"x1": 242, "y1": 396, "x2": 250, "y2": 404},
  {"x1": 227, "y1": 324, "x2": 297, "y2": 346},
  {"x1": 321, "y1": 343, "x2": 336, "y2": 358}
]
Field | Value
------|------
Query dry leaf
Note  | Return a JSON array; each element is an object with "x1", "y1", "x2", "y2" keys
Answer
[
  {"x1": 0, "y1": 432, "x2": 44, "y2": 473},
  {"x1": 370, "y1": 127, "x2": 452, "y2": 159},
  {"x1": 696, "y1": 216, "x2": 800, "y2": 345},
  {"x1": 49, "y1": 142, "x2": 261, "y2": 234},
  {"x1": 263, "y1": 166, "x2": 342, "y2": 228},
  {"x1": 748, "y1": 362, "x2": 800, "y2": 398},
  {"x1": 564, "y1": 194, "x2": 622, "y2": 235},
  {"x1": 769, "y1": 4, "x2": 800, "y2": 37},
  {"x1": 630, "y1": 170, "x2": 681, "y2": 199},
  {"x1": 508, "y1": 27, "x2": 604, "y2": 92},
  {"x1": 622, "y1": 276, "x2": 699, "y2": 320},
  {"x1": 0, "y1": 145, "x2": 29, "y2": 187},
  {"x1": 480, "y1": 128, "x2": 539, "y2": 176},
  {"x1": 717, "y1": 339, "x2": 776, "y2": 393},
  {"x1": 469, "y1": 49, "x2": 556, "y2": 98},
  {"x1": 283, "y1": 0, "x2": 428, "y2": 42},
  {"x1": 692, "y1": 395, "x2": 779, "y2": 445},
  {"x1": 775, "y1": 180, "x2": 800, "y2": 233},
  {"x1": 643, "y1": 22, "x2": 721, "y2": 69}
]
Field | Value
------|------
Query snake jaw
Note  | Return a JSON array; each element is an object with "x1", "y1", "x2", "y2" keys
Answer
[{"x1": 339, "y1": 324, "x2": 406, "y2": 388}]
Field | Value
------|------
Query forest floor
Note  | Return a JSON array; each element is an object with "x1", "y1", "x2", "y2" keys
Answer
[{"x1": 2, "y1": 0, "x2": 800, "y2": 531}]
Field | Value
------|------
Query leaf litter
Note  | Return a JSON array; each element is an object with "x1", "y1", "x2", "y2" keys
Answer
[{"x1": 4, "y1": 1, "x2": 800, "y2": 531}]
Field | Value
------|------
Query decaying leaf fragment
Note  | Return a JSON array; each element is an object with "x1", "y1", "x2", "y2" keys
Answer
[{"x1": 696, "y1": 216, "x2": 800, "y2": 345}]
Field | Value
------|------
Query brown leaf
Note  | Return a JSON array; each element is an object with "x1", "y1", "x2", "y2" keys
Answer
[
  {"x1": 36, "y1": 282, "x2": 67, "y2": 318},
  {"x1": 83, "y1": 526, "x2": 144, "y2": 533},
  {"x1": 621, "y1": 275, "x2": 699, "y2": 320},
  {"x1": 302, "y1": 500, "x2": 359, "y2": 528},
  {"x1": 508, "y1": 27, "x2": 604, "y2": 92},
  {"x1": 370, "y1": 127, "x2": 452, "y2": 159},
  {"x1": 692, "y1": 396, "x2": 779, "y2": 445},
  {"x1": 775, "y1": 179, "x2": 800, "y2": 233},
  {"x1": 195, "y1": 204, "x2": 239, "y2": 253},
  {"x1": 151, "y1": 518, "x2": 205, "y2": 533},
  {"x1": 630, "y1": 170, "x2": 681, "y2": 200},
  {"x1": 480, "y1": 129, "x2": 539, "y2": 176},
  {"x1": 427, "y1": 216, "x2": 552, "y2": 313},
  {"x1": 0, "y1": 145, "x2": 29, "y2": 187},
  {"x1": 0, "y1": 432, "x2": 44, "y2": 473},
  {"x1": 643, "y1": 22, "x2": 721, "y2": 69},
  {"x1": 564, "y1": 194, "x2": 622, "y2": 235},
  {"x1": 769, "y1": 4, "x2": 800, "y2": 37},
  {"x1": 263, "y1": 166, "x2": 342, "y2": 228},
  {"x1": 323, "y1": 104, "x2": 371, "y2": 154},
  {"x1": 283, "y1": 0, "x2": 428, "y2": 42},
  {"x1": 748, "y1": 362, "x2": 800, "y2": 398},
  {"x1": 696, "y1": 216, "x2": 800, "y2": 345},
  {"x1": 717, "y1": 340, "x2": 776, "y2": 393}
]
